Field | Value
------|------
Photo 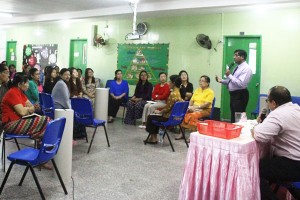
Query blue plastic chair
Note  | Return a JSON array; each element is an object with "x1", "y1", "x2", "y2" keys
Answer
[
  {"x1": 292, "y1": 96, "x2": 300, "y2": 106},
  {"x1": 144, "y1": 101, "x2": 189, "y2": 152},
  {"x1": 1, "y1": 132, "x2": 36, "y2": 172},
  {"x1": 251, "y1": 94, "x2": 268, "y2": 119},
  {"x1": 71, "y1": 98, "x2": 110, "y2": 153},
  {"x1": 200, "y1": 97, "x2": 216, "y2": 121},
  {"x1": 273, "y1": 181, "x2": 300, "y2": 199},
  {"x1": 0, "y1": 117, "x2": 67, "y2": 200},
  {"x1": 105, "y1": 80, "x2": 129, "y2": 123},
  {"x1": 39, "y1": 92, "x2": 55, "y2": 119}
]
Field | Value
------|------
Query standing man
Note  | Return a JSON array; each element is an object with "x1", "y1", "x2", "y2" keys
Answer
[
  {"x1": 0, "y1": 63, "x2": 10, "y2": 133},
  {"x1": 216, "y1": 49, "x2": 253, "y2": 122},
  {"x1": 252, "y1": 86, "x2": 300, "y2": 199}
]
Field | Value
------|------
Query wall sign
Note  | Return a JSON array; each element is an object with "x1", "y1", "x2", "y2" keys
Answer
[{"x1": 117, "y1": 43, "x2": 169, "y2": 85}]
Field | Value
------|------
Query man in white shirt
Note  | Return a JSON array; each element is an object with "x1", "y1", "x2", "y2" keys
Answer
[
  {"x1": 216, "y1": 49, "x2": 253, "y2": 122},
  {"x1": 252, "y1": 86, "x2": 300, "y2": 199}
]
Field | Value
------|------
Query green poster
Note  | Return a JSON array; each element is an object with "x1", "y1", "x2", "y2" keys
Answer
[{"x1": 117, "y1": 43, "x2": 169, "y2": 85}]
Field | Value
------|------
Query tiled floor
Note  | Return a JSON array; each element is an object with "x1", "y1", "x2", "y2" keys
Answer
[{"x1": 0, "y1": 115, "x2": 190, "y2": 200}]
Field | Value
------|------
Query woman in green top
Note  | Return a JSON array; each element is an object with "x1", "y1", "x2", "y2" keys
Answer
[{"x1": 25, "y1": 68, "x2": 41, "y2": 111}]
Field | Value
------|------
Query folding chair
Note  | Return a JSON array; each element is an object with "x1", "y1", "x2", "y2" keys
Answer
[
  {"x1": 71, "y1": 98, "x2": 110, "y2": 153},
  {"x1": 144, "y1": 101, "x2": 189, "y2": 152},
  {"x1": 0, "y1": 117, "x2": 67, "y2": 200},
  {"x1": 39, "y1": 92, "x2": 55, "y2": 119}
]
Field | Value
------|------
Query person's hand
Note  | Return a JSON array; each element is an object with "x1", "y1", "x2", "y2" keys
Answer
[
  {"x1": 215, "y1": 75, "x2": 221, "y2": 83},
  {"x1": 130, "y1": 96, "x2": 136, "y2": 102},
  {"x1": 154, "y1": 109, "x2": 162, "y2": 114},
  {"x1": 256, "y1": 115, "x2": 262, "y2": 123},
  {"x1": 34, "y1": 103, "x2": 41, "y2": 111},
  {"x1": 225, "y1": 69, "x2": 231, "y2": 76},
  {"x1": 188, "y1": 106, "x2": 194, "y2": 113},
  {"x1": 25, "y1": 101, "x2": 32, "y2": 107},
  {"x1": 116, "y1": 95, "x2": 122, "y2": 100}
]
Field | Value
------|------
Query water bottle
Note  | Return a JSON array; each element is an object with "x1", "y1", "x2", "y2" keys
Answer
[{"x1": 158, "y1": 128, "x2": 164, "y2": 143}]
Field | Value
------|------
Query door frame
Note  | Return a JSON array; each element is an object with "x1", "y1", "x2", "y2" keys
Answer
[
  {"x1": 221, "y1": 35, "x2": 262, "y2": 121},
  {"x1": 69, "y1": 39, "x2": 88, "y2": 71},
  {"x1": 6, "y1": 41, "x2": 17, "y2": 67}
]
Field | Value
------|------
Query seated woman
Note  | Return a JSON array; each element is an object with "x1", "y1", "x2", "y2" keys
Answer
[
  {"x1": 139, "y1": 72, "x2": 170, "y2": 128},
  {"x1": 52, "y1": 68, "x2": 71, "y2": 109},
  {"x1": 179, "y1": 70, "x2": 193, "y2": 101},
  {"x1": 22, "y1": 64, "x2": 31, "y2": 76},
  {"x1": 124, "y1": 70, "x2": 153, "y2": 125},
  {"x1": 25, "y1": 68, "x2": 41, "y2": 112},
  {"x1": 8, "y1": 64, "x2": 16, "y2": 81},
  {"x1": 144, "y1": 75, "x2": 182, "y2": 144},
  {"x1": 176, "y1": 75, "x2": 214, "y2": 139},
  {"x1": 82, "y1": 68, "x2": 100, "y2": 108},
  {"x1": 43, "y1": 66, "x2": 57, "y2": 94},
  {"x1": 69, "y1": 67, "x2": 83, "y2": 98},
  {"x1": 108, "y1": 70, "x2": 129, "y2": 123},
  {"x1": 1, "y1": 72, "x2": 50, "y2": 139}
]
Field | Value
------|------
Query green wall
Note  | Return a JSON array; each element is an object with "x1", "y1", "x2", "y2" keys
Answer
[{"x1": 2, "y1": 7, "x2": 300, "y2": 106}]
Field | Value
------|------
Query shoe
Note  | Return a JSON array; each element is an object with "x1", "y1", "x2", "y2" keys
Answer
[
  {"x1": 175, "y1": 136, "x2": 184, "y2": 140},
  {"x1": 143, "y1": 139, "x2": 158, "y2": 145},
  {"x1": 107, "y1": 116, "x2": 114, "y2": 123},
  {"x1": 139, "y1": 125, "x2": 146, "y2": 129},
  {"x1": 147, "y1": 141, "x2": 158, "y2": 144}
]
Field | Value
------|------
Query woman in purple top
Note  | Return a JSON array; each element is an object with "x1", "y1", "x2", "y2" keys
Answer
[
  {"x1": 124, "y1": 71, "x2": 153, "y2": 125},
  {"x1": 108, "y1": 70, "x2": 129, "y2": 123}
]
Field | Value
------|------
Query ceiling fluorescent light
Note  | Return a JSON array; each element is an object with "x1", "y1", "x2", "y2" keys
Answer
[
  {"x1": 0, "y1": 13, "x2": 13, "y2": 18},
  {"x1": 129, "y1": 0, "x2": 139, "y2": 4}
]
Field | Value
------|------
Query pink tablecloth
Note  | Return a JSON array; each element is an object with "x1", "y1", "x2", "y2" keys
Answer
[{"x1": 179, "y1": 132, "x2": 260, "y2": 200}]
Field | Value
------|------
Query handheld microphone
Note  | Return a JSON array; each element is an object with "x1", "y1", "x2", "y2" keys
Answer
[
  {"x1": 260, "y1": 108, "x2": 268, "y2": 123},
  {"x1": 228, "y1": 62, "x2": 235, "y2": 70}
]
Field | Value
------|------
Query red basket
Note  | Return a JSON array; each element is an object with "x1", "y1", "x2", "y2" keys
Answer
[{"x1": 197, "y1": 120, "x2": 243, "y2": 139}]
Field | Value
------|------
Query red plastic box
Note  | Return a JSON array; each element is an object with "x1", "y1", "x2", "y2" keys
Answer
[{"x1": 197, "y1": 120, "x2": 243, "y2": 139}]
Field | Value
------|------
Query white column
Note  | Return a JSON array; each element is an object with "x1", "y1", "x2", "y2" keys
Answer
[
  {"x1": 54, "y1": 109, "x2": 73, "y2": 182},
  {"x1": 95, "y1": 88, "x2": 109, "y2": 122}
]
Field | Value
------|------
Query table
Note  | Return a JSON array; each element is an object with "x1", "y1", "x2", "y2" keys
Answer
[{"x1": 179, "y1": 123, "x2": 260, "y2": 200}]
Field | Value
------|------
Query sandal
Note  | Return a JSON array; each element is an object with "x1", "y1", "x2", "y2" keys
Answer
[
  {"x1": 175, "y1": 136, "x2": 184, "y2": 140},
  {"x1": 40, "y1": 163, "x2": 53, "y2": 170}
]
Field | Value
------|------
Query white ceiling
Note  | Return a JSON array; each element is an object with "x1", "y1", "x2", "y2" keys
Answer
[{"x1": 0, "y1": 0, "x2": 300, "y2": 25}]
